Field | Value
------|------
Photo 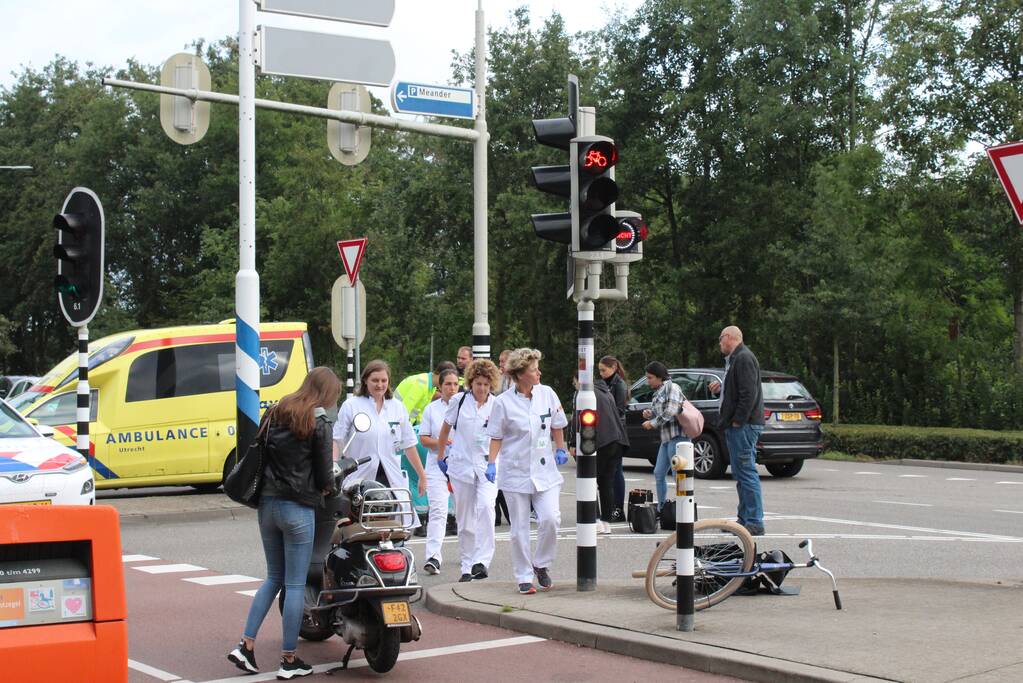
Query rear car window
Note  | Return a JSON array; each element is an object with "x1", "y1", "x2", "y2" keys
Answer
[
  {"x1": 126, "y1": 340, "x2": 294, "y2": 402},
  {"x1": 761, "y1": 379, "x2": 812, "y2": 401}
]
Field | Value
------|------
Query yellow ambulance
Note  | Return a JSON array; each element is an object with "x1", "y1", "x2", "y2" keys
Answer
[{"x1": 10, "y1": 321, "x2": 312, "y2": 490}]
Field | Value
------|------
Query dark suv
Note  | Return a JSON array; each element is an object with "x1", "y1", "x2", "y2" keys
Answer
[{"x1": 624, "y1": 368, "x2": 823, "y2": 478}]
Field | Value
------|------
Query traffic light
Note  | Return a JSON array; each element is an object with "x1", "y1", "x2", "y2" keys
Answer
[
  {"x1": 578, "y1": 408, "x2": 598, "y2": 454},
  {"x1": 572, "y1": 136, "x2": 619, "y2": 251},
  {"x1": 54, "y1": 188, "x2": 104, "y2": 327},
  {"x1": 614, "y1": 211, "x2": 648, "y2": 254},
  {"x1": 530, "y1": 75, "x2": 578, "y2": 244}
]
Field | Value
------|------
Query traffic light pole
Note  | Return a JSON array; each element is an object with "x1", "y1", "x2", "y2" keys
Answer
[
  {"x1": 235, "y1": 0, "x2": 261, "y2": 468},
  {"x1": 472, "y1": 0, "x2": 491, "y2": 360},
  {"x1": 76, "y1": 326, "x2": 90, "y2": 466},
  {"x1": 576, "y1": 300, "x2": 598, "y2": 591}
]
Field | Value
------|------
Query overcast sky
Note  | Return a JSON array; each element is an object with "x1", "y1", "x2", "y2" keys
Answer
[{"x1": 1, "y1": 0, "x2": 643, "y2": 109}]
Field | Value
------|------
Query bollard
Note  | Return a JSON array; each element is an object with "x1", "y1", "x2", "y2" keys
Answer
[{"x1": 672, "y1": 441, "x2": 695, "y2": 632}]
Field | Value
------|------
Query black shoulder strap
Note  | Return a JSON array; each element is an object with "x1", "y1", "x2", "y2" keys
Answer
[{"x1": 452, "y1": 391, "x2": 469, "y2": 430}]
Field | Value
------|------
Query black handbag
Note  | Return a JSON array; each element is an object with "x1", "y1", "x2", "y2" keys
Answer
[
  {"x1": 627, "y1": 488, "x2": 653, "y2": 521},
  {"x1": 659, "y1": 501, "x2": 676, "y2": 530},
  {"x1": 629, "y1": 503, "x2": 657, "y2": 534},
  {"x1": 224, "y1": 411, "x2": 273, "y2": 509}
]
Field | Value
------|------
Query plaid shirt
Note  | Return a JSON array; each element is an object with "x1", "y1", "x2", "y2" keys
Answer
[{"x1": 650, "y1": 380, "x2": 683, "y2": 442}]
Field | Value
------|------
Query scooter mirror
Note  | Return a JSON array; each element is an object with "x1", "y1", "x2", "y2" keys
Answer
[{"x1": 353, "y1": 412, "x2": 372, "y2": 433}]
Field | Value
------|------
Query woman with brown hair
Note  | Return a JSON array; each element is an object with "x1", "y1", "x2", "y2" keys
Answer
[
  {"x1": 598, "y1": 355, "x2": 630, "y2": 521},
  {"x1": 436, "y1": 358, "x2": 500, "y2": 582},
  {"x1": 332, "y1": 359, "x2": 427, "y2": 518},
  {"x1": 228, "y1": 367, "x2": 341, "y2": 680}
]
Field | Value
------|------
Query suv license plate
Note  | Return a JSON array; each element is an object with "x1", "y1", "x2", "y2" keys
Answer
[
  {"x1": 779, "y1": 412, "x2": 802, "y2": 422},
  {"x1": 1, "y1": 500, "x2": 52, "y2": 505},
  {"x1": 381, "y1": 601, "x2": 411, "y2": 626}
]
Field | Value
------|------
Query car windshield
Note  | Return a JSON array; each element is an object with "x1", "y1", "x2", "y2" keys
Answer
[
  {"x1": 0, "y1": 402, "x2": 39, "y2": 438},
  {"x1": 761, "y1": 378, "x2": 812, "y2": 401}
]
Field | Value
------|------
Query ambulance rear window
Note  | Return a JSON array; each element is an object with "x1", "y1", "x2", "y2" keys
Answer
[{"x1": 126, "y1": 341, "x2": 293, "y2": 402}]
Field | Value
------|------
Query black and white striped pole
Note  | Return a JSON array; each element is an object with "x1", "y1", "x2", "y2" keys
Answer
[
  {"x1": 76, "y1": 326, "x2": 91, "y2": 465},
  {"x1": 673, "y1": 441, "x2": 695, "y2": 631},
  {"x1": 346, "y1": 346, "x2": 355, "y2": 397},
  {"x1": 576, "y1": 299, "x2": 598, "y2": 591}
]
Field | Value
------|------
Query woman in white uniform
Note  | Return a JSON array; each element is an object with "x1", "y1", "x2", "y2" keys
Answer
[
  {"x1": 436, "y1": 359, "x2": 500, "y2": 583},
  {"x1": 486, "y1": 348, "x2": 568, "y2": 595},
  {"x1": 417, "y1": 368, "x2": 460, "y2": 575},
  {"x1": 333, "y1": 359, "x2": 427, "y2": 529}
]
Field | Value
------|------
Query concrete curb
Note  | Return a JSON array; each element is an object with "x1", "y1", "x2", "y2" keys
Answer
[
  {"x1": 880, "y1": 458, "x2": 1023, "y2": 474},
  {"x1": 114, "y1": 505, "x2": 254, "y2": 525},
  {"x1": 426, "y1": 585, "x2": 891, "y2": 683}
]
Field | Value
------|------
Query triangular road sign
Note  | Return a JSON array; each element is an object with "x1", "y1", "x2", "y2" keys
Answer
[
  {"x1": 337, "y1": 238, "x2": 367, "y2": 284},
  {"x1": 987, "y1": 141, "x2": 1023, "y2": 225}
]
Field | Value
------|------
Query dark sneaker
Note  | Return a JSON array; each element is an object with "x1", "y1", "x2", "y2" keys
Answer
[
  {"x1": 518, "y1": 582, "x2": 536, "y2": 595},
  {"x1": 744, "y1": 524, "x2": 766, "y2": 537},
  {"x1": 534, "y1": 566, "x2": 553, "y2": 591},
  {"x1": 470, "y1": 563, "x2": 488, "y2": 580},
  {"x1": 228, "y1": 641, "x2": 258, "y2": 674},
  {"x1": 423, "y1": 557, "x2": 440, "y2": 575},
  {"x1": 458, "y1": 573, "x2": 473, "y2": 583},
  {"x1": 276, "y1": 655, "x2": 313, "y2": 680},
  {"x1": 610, "y1": 507, "x2": 625, "y2": 523}
]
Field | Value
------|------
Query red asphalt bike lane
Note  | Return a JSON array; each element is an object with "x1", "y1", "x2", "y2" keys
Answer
[{"x1": 124, "y1": 559, "x2": 732, "y2": 682}]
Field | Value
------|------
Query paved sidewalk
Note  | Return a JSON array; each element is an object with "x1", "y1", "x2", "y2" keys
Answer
[{"x1": 427, "y1": 577, "x2": 1023, "y2": 683}]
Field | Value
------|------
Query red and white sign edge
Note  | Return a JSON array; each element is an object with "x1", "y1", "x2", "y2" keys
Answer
[
  {"x1": 987, "y1": 141, "x2": 1023, "y2": 225},
  {"x1": 337, "y1": 238, "x2": 367, "y2": 284}
]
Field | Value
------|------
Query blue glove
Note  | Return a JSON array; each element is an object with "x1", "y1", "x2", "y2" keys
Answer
[
  {"x1": 555, "y1": 448, "x2": 569, "y2": 466},
  {"x1": 485, "y1": 462, "x2": 497, "y2": 483},
  {"x1": 437, "y1": 458, "x2": 448, "y2": 475}
]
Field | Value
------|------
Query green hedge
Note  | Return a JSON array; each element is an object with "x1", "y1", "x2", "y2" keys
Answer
[{"x1": 823, "y1": 424, "x2": 1023, "y2": 465}]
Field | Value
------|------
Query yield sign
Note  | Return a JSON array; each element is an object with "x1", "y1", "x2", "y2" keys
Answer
[
  {"x1": 337, "y1": 238, "x2": 367, "y2": 284},
  {"x1": 987, "y1": 141, "x2": 1023, "y2": 224}
]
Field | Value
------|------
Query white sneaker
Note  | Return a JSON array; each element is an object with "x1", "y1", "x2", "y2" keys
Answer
[{"x1": 598, "y1": 520, "x2": 612, "y2": 535}]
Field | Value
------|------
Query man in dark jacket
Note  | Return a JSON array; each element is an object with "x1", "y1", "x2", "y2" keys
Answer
[{"x1": 711, "y1": 326, "x2": 766, "y2": 536}]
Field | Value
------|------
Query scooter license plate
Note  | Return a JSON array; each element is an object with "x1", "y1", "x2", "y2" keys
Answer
[{"x1": 381, "y1": 600, "x2": 411, "y2": 626}]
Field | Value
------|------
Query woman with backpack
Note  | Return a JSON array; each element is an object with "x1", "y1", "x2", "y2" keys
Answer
[
  {"x1": 436, "y1": 358, "x2": 500, "y2": 583},
  {"x1": 227, "y1": 367, "x2": 341, "y2": 680}
]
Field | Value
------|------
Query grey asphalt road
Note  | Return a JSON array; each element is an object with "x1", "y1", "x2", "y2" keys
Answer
[{"x1": 112, "y1": 458, "x2": 1023, "y2": 594}]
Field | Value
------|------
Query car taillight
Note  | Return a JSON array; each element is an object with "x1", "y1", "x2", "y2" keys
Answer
[
  {"x1": 804, "y1": 407, "x2": 822, "y2": 420},
  {"x1": 372, "y1": 552, "x2": 407, "y2": 572},
  {"x1": 764, "y1": 410, "x2": 772, "y2": 420}
]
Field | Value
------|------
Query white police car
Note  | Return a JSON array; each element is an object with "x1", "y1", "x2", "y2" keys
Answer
[{"x1": 0, "y1": 398, "x2": 95, "y2": 506}]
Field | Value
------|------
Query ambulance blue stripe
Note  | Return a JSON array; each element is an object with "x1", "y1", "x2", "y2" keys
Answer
[
  {"x1": 91, "y1": 457, "x2": 119, "y2": 480},
  {"x1": 236, "y1": 377, "x2": 260, "y2": 425}
]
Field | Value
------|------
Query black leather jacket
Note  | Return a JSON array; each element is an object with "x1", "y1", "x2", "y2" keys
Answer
[{"x1": 261, "y1": 408, "x2": 335, "y2": 508}]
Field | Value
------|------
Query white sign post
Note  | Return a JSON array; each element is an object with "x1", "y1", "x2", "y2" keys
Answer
[{"x1": 987, "y1": 141, "x2": 1023, "y2": 225}]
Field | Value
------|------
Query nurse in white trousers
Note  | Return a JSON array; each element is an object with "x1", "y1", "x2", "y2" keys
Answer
[
  {"x1": 486, "y1": 348, "x2": 568, "y2": 595},
  {"x1": 436, "y1": 359, "x2": 500, "y2": 583},
  {"x1": 417, "y1": 368, "x2": 460, "y2": 575},
  {"x1": 333, "y1": 359, "x2": 427, "y2": 529}
]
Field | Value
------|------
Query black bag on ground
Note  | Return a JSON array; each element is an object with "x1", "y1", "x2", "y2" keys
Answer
[
  {"x1": 659, "y1": 501, "x2": 675, "y2": 530},
  {"x1": 630, "y1": 503, "x2": 658, "y2": 534},
  {"x1": 627, "y1": 488, "x2": 653, "y2": 521},
  {"x1": 224, "y1": 411, "x2": 272, "y2": 509},
  {"x1": 735, "y1": 549, "x2": 795, "y2": 596}
]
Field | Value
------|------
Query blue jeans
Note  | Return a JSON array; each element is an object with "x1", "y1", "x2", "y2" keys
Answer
[
  {"x1": 724, "y1": 424, "x2": 765, "y2": 530},
  {"x1": 653, "y1": 436, "x2": 688, "y2": 507},
  {"x1": 243, "y1": 496, "x2": 315, "y2": 652}
]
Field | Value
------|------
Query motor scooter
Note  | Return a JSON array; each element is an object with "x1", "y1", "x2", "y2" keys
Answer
[{"x1": 282, "y1": 412, "x2": 423, "y2": 674}]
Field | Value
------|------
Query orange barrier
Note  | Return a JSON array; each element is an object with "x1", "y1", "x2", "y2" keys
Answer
[{"x1": 0, "y1": 504, "x2": 127, "y2": 682}]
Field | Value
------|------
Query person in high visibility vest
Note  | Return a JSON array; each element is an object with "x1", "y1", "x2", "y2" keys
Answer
[{"x1": 395, "y1": 361, "x2": 459, "y2": 426}]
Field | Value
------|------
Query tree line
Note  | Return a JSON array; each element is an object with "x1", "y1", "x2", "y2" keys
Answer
[{"x1": 0, "y1": 0, "x2": 1020, "y2": 429}]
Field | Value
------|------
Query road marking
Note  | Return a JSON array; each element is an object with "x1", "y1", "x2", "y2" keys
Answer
[
  {"x1": 899, "y1": 474, "x2": 927, "y2": 478},
  {"x1": 874, "y1": 500, "x2": 933, "y2": 507},
  {"x1": 183, "y1": 574, "x2": 261, "y2": 586},
  {"x1": 201, "y1": 635, "x2": 546, "y2": 683},
  {"x1": 122, "y1": 554, "x2": 159, "y2": 562},
  {"x1": 768, "y1": 514, "x2": 1022, "y2": 542},
  {"x1": 994, "y1": 509, "x2": 1023, "y2": 515},
  {"x1": 945, "y1": 477, "x2": 975, "y2": 481},
  {"x1": 709, "y1": 486, "x2": 732, "y2": 490},
  {"x1": 236, "y1": 589, "x2": 259, "y2": 597},
  {"x1": 996, "y1": 481, "x2": 1023, "y2": 485},
  {"x1": 128, "y1": 659, "x2": 192, "y2": 682},
  {"x1": 133, "y1": 563, "x2": 207, "y2": 574},
  {"x1": 855, "y1": 471, "x2": 882, "y2": 475},
  {"x1": 818, "y1": 468, "x2": 840, "y2": 472},
  {"x1": 624, "y1": 478, "x2": 644, "y2": 482}
]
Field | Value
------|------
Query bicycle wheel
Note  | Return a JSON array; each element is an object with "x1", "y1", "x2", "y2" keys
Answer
[{"x1": 645, "y1": 519, "x2": 755, "y2": 611}]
